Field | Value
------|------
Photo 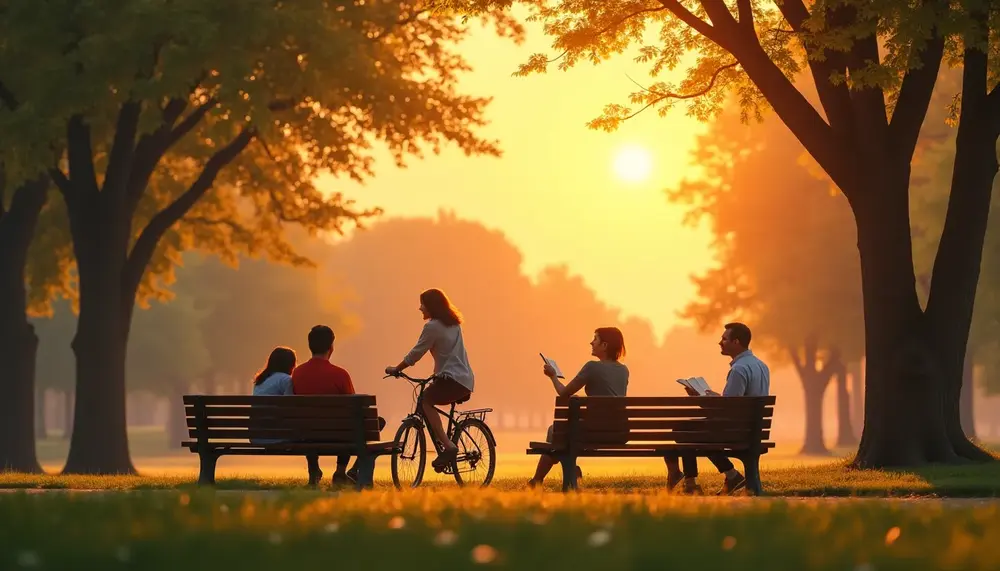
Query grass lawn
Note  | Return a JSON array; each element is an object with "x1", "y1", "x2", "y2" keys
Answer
[
  {"x1": 2, "y1": 488, "x2": 1000, "y2": 570},
  {"x1": 4, "y1": 459, "x2": 1000, "y2": 497},
  {"x1": 7, "y1": 432, "x2": 1000, "y2": 569}
]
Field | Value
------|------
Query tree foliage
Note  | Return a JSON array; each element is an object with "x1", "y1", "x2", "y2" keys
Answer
[{"x1": 1, "y1": 0, "x2": 524, "y2": 304}]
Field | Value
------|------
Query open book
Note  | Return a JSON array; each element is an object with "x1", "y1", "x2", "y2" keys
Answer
[
  {"x1": 539, "y1": 353, "x2": 565, "y2": 378},
  {"x1": 676, "y1": 376, "x2": 713, "y2": 396}
]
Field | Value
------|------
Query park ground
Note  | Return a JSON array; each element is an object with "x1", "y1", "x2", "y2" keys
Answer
[{"x1": 3, "y1": 429, "x2": 1000, "y2": 569}]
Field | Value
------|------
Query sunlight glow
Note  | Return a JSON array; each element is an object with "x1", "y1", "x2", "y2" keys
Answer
[{"x1": 612, "y1": 145, "x2": 654, "y2": 183}]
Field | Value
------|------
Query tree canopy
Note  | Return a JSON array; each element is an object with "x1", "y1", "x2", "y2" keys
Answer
[{"x1": 0, "y1": 0, "x2": 524, "y2": 474}]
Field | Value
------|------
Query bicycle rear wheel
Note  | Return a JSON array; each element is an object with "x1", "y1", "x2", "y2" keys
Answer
[
  {"x1": 451, "y1": 418, "x2": 496, "y2": 487},
  {"x1": 391, "y1": 419, "x2": 426, "y2": 489}
]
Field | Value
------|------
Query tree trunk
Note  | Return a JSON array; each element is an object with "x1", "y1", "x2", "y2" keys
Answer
[
  {"x1": 166, "y1": 384, "x2": 188, "y2": 449},
  {"x1": 0, "y1": 178, "x2": 47, "y2": 473},
  {"x1": 848, "y1": 360, "x2": 864, "y2": 439},
  {"x1": 960, "y1": 353, "x2": 976, "y2": 439},
  {"x1": 849, "y1": 142, "x2": 993, "y2": 467},
  {"x1": 0, "y1": 313, "x2": 41, "y2": 472},
  {"x1": 801, "y1": 376, "x2": 829, "y2": 455},
  {"x1": 62, "y1": 277, "x2": 135, "y2": 474},
  {"x1": 835, "y1": 367, "x2": 857, "y2": 448},
  {"x1": 790, "y1": 338, "x2": 834, "y2": 456},
  {"x1": 61, "y1": 210, "x2": 136, "y2": 474}
]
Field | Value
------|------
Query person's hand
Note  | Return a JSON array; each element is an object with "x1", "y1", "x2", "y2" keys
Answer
[
  {"x1": 683, "y1": 386, "x2": 700, "y2": 397},
  {"x1": 705, "y1": 389, "x2": 721, "y2": 397},
  {"x1": 543, "y1": 364, "x2": 557, "y2": 377},
  {"x1": 385, "y1": 366, "x2": 399, "y2": 376}
]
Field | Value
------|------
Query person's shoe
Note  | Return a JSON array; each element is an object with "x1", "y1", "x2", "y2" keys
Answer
[
  {"x1": 331, "y1": 471, "x2": 351, "y2": 487},
  {"x1": 717, "y1": 472, "x2": 747, "y2": 496},
  {"x1": 431, "y1": 448, "x2": 458, "y2": 473},
  {"x1": 666, "y1": 472, "x2": 684, "y2": 492},
  {"x1": 346, "y1": 466, "x2": 359, "y2": 484},
  {"x1": 307, "y1": 470, "x2": 324, "y2": 487},
  {"x1": 682, "y1": 480, "x2": 703, "y2": 496},
  {"x1": 527, "y1": 478, "x2": 541, "y2": 489}
]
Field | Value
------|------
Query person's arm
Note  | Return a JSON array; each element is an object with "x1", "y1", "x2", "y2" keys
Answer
[
  {"x1": 545, "y1": 362, "x2": 590, "y2": 398},
  {"x1": 720, "y1": 367, "x2": 748, "y2": 397},
  {"x1": 387, "y1": 322, "x2": 435, "y2": 374},
  {"x1": 342, "y1": 370, "x2": 356, "y2": 395},
  {"x1": 281, "y1": 374, "x2": 295, "y2": 396}
]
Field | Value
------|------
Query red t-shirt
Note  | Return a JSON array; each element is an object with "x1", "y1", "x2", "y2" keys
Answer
[{"x1": 291, "y1": 358, "x2": 355, "y2": 395}]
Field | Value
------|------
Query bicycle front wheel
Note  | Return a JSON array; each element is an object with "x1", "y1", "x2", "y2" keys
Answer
[
  {"x1": 451, "y1": 418, "x2": 496, "y2": 487},
  {"x1": 391, "y1": 419, "x2": 426, "y2": 490}
]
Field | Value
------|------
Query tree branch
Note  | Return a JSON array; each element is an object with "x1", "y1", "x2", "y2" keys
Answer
[
  {"x1": 65, "y1": 115, "x2": 99, "y2": 198},
  {"x1": 775, "y1": 0, "x2": 854, "y2": 134},
  {"x1": 48, "y1": 168, "x2": 71, "y2": 196},
  {"x1": 622, "y1": 61, "x2": 739, "y2": 122},
  {"x1": 839, "y1": 6, "x2": 889, "y2": 141},
  {"x1": 787, "y1": 345, "x2": 806, "y2": 376},
  {"x1": 737, "y1": 0, "x2": 753, "y2": 28},
  {"x1": 161, "y1": 97, "x2": 188, "y2": 126},
  {"x1": 123, "y1": 128, "x2": 255, "y2": 296},
  {"x1": 169, "y1": 99, "x2": 216, "y2": 147},
  {"x1": 889, "y1": 28, "x2": 945, "y2": 163},
  {"x1": 126, "y1": 98, "x2": 217, "y2": 216},
  {"x1": 657, "y1": 0, "x2": 727, "y2": 49},
  {"x1": 103, "y1": 101, "x2": 143, "y2": 202}
]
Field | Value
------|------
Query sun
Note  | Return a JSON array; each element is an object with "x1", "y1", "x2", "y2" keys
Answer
[{"x1": 612, "y1": 145, "x2": 654, "y2": 183}]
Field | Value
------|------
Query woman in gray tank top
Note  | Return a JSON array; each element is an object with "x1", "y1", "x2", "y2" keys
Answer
[{"x1": 528, "y1": 327, "x2": 629, "y2": 489}]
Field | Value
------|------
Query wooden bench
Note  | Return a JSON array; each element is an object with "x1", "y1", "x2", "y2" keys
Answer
[
  {"x1": 527, "y1": 396, "x2": 776, "y2": 494},
  {"x1": 183, "y1": 394, "x2": 397, "y2": 490}
]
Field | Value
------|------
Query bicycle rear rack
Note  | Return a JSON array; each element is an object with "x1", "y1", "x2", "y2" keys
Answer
[{"x1": 455, "y1": 407, "x2": 492, "y2": 422}]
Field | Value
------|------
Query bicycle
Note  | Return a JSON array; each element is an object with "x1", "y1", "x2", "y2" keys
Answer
[{"x1": 384, "y1": 371, "x2": 497, "y2": 489}]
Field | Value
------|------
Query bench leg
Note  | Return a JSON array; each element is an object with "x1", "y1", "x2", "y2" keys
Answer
[
  {"x1": 744, "y1": 454, "x2": 763, "y2": 496},
  {"x1": 198, "y1": 453, "x2": 219, "y2": 486},
  {"x1": 355, "y1": 455, "x2": 376, "y2": 491},
  {"x1": 560, "y1": 456, "x2": 578, "y2": 493}
]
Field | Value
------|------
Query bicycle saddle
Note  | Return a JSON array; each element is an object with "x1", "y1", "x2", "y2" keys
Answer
[{"x1": 455, "y1": 394, "x2": 471, "y2": 405}]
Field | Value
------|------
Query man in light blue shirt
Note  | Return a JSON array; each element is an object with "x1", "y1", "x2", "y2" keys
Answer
[{"x1": 665, "y1": 322, "x2": 770, "y2": 495}]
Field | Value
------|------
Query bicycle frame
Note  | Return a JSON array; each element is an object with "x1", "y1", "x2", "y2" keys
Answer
[
  {"x1": 403, "y1": 378, "x2": 460, "y2": 454},
  {"x1": 392, "y1": 373, "x2": 491, "y2": 454}
]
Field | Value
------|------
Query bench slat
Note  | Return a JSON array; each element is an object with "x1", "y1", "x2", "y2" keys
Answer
[
  {"x1": 185, "y1": 406, "x2": 378, "y2": 420},
  {"x1": 553, "y1": 396, "x2": 775, "y2": 407},
  {"x1": 552, "y1": 430, "x2": 769, "y2": 445},
  {"x1": 551, "y1": 418, "x2": 771, "y2": 432},
  {"x1": 554, "y1": 407, "x2": 773, "y2": 420},
  {"x1": 187, "y1": 428, "x2": 382, "y2": 441},
  {"x1": 184, "y1": 395, "x2": 377, "y2": 407},
  {"x1": 182, "y1": 441, "x2": 397, "y2": 453},
  {"x1": 526, "y1": 443, "x2": 775, "y2": 457},
  {"x1": 528, "y1": 441, "x2": 776, "y2": 451},
  {"x1": 193, "y1": 417, "x2": 383, "y2": 431}
]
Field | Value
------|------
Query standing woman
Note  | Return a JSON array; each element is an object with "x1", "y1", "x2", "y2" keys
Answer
[{"x1": 386, "y1": 288, "x2": 475, "y2": 472}]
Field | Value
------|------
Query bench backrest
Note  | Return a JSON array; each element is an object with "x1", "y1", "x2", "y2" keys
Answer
[
  {"x1": 184, "y1": 395, "x2": 382, "y2": 445},
  {"x1": 551, "y1": 396, "x2": 775, "y2": 450}
]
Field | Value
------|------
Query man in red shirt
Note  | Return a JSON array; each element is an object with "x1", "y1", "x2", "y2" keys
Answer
[{"x1": 292, "y1": 325, "x2": 357, "y2": 485}]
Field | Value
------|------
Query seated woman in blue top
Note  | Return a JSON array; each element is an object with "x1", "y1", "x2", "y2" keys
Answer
[
  {"x1": 252, "y1": 347, "x2": 297, "y2": 396},
  {"x1": 251, "y1": 347, "x2": 296, "y2": 446}
]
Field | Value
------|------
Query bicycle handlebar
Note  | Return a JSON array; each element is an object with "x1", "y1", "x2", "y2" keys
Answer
[{"x1": 383, "y1": 371, "x2": 434, "y2": 384}]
